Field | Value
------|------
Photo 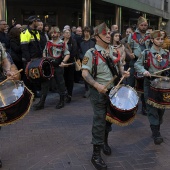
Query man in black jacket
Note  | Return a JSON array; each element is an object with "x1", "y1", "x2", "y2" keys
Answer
[{"x1": 0, "y1": 20, "x2": 10, "y2": 53}]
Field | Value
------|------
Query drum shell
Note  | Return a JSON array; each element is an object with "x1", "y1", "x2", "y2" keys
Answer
[
  {"x1": 25, "y1": 58, "x2": 54, "y2": 82},
  {"x1": 107, "y1": 85, "x2": 139, "y2": 126},
  {"x1": 148, "y1": 86, "x2": 170, "y2": 109},
  {"x1": 134, "y1": 73, "x2": 144, "y2": 93},
  {"x1": 108, "y1": 104, "x2": 137, "y2": 123}
]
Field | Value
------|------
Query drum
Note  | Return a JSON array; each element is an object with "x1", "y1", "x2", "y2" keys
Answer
[
  {"x1": 134, "y1": 72, "x2": 144, "y2": 93},
  {"x1": 147, "y1": 77, "x2": 170, "y2": 109},
  {"x1": 0, "y1": 80, "x2": 34, "y2": 126},
  {"x1": 106, "y1": 85, "x2": 139, "y2": 126},
  {"x1": 25, "y1": 58, "x2": 54, "y2": 82}
]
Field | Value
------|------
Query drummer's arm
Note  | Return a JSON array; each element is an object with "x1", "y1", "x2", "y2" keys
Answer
[
  {"x1": 119, "y1": 63, "x2": 130, "y2": 78},
  {"x1": 62, "y1": 54, "x2": 70, "y2": 63},
  {"x1": 82, "y1": 69, "x2": 107, "y2": 94},
  {"x1": 134, "y1": 52, "x2": 151, "y2": 77},
  {"x1": 2, "y1": 57, "x2": 13, "y2": 77}
]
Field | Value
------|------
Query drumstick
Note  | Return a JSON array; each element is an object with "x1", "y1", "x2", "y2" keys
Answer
[
  {"x1": 154, "y1": 67, "x2": 170, "y2": 74},
  {"x1": 115, "y1": 68, "x2": 131, "y2": 89},
  {"x1": 104, "y1": 75, "x2": 117, "y2": 89},
  {"x1": 0, "y1": 69, "x2": 23, "y2": 85},
  {"x1": 150, "y1": 74, "x2": 169, "y2": 79},
  {"x1": 62, "y1": 63, "x2": 74, "y2": 66}
]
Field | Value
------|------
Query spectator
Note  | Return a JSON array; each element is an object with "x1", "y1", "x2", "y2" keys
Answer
[
  {"x1": 0, "y1": 20, "x2": 10, "y2": 52},
  {"x1": 121, "y1": 27, "x2": 134, "y2": 73},
  {"x1": 44, "y1": 23, "x2": 51, "y2": 41},
  {"x1": 80, "y1": 26, "x2": 95, "y2": 98},
  {"x1": 37, "y1": 21, "x2": 47, "y2": 50},
  {"x1": 161, "y1": 30, "x2": 170, "y2": 50},
  {"x1": 111, "y1": 31, "x2": 126, "y2": 66},
  {"x1": 74, "y1": 26, "x2": 83, "y2": 83},
  {"x1": 8, "y1": 27, "x2": 23, "y2": 77},
  {"x1": 63, "y1": 28, "x2": 77, "y2": 103}
]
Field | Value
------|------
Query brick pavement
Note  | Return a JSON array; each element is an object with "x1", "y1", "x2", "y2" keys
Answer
[{"x1": 0, "y1": 83, "x2": 170, "y2": 170}]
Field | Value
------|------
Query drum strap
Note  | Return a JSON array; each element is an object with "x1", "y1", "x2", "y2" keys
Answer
[
  {"x1": 132, "y1": 32, "x2": 150, "y2": 51},
  {"x1": 91, "y1": 48, "x2": 120, "y2": 80},
  {"x1": 46, "y1": 41, "x2": 65, "y2": 59},
  {"x1": 144, "y1": 49, "x2": 150, "y2": 70}
]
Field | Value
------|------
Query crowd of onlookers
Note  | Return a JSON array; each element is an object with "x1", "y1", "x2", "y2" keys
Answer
[{"x1": 0, "y1": 17, "x2": 170, "y2": 106}]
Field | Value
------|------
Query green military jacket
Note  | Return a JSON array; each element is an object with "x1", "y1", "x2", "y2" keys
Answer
[
  {"x1": 128, "y1": 29, "x2": 150, "y2": 58},
  {"x1": 82, "y1": 44, "x2": 123, "y2": 88},
  {"x1": 134, "y1": 46, "x2": 170, "y2": 74},
  {"x1": 43, "y1": 39, "x2": 70, "y2": 58}
]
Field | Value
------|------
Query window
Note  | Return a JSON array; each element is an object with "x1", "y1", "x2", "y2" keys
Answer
[{"x1": 164, "y1": 0, "x2": 168, "y2": 12}]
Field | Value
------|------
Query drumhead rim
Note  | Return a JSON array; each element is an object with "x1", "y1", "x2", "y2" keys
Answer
[{"x1": 0, "y1": 80, "x2": 25, "y2": 108}]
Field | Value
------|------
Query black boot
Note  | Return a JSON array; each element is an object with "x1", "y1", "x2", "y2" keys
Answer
[
  {"x1": 56, "y1": 95, "x2": 65, "y2": 109},
  {"x1": 150, "y1": 125, "x2": 163, "y2": 145},
  {"x1": 103, "y1": 133, "x2": 111, "y2": 155},
  {"x1": 0, "y1": 160, "x2": 2, "y2": 168},
  {"x1": 91, "y1": 145, "x2": 107, "y2": 170},
  {"x1": 65, "y1": 95, "x2": 71, "y2": 103},
  {"x1": 33, "y1": 95, "x2": 46, "y2": 111}
]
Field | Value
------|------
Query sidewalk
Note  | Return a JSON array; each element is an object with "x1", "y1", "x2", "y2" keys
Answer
[{"x1": 0, "y1": 83, "x2": 170, "y2": 170}]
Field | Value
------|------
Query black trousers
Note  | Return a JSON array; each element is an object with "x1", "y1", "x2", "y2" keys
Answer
[{"x1": 64, "y1": 65, "x2": 75, "y2": 96}]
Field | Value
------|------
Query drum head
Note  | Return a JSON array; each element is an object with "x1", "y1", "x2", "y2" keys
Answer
[
  {"x1": 151, "y1": 78, "x2": 170, "y2": 89},
  {"x1": 109, "y1": 85, "x2": 139, "y2": 110},
  {"x1": 42, "y1": 60, "x2": 52, "y2": 77},
  {"x1": 0, "y1": 80, "x2": 24, "y2": 107}
]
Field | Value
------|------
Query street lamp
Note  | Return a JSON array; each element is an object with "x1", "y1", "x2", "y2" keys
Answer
[{"x1": 161, "y1": 21, "x2": 167, "y2": 28}]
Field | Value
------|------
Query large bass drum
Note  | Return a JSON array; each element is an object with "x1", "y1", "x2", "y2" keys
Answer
[
  {"x1": 0, "y1": 80, "x2": 34, "y2": 126},
  {"x1": 147, "y1": 77, "x2": 170, "y2": 109},
  {"x1": 106, "y1": 85, "x2": 139, "y2": 126},
  {"x1": 25, "y1": 58, "x2": 54, "y2": 82}
]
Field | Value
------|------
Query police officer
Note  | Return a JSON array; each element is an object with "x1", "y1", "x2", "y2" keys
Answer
[
  {"x1": 127, "y1": 16, "x2": 151, "y2": 115},
  {"x1": 20, "y1": 15, "x2": 42, "y2": 96},
  {"x1": 134, "y1": 30, "x2": 169, "y2": 145},
  {"x1": 0, "y1": 42, "x2": 16, "y2": 168},
  {"x1": 33, "y1": 26, "x2": 70, "y2": 110},
  {"x1": 82, "y1": 23, "x2": 129, "y2": 170}
]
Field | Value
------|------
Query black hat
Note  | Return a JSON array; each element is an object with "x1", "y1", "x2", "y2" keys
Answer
[{"x1": 25, "y1": 15, "x2": 40, "y2": 22}]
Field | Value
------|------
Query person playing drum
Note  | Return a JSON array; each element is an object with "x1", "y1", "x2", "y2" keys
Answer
[
  {"x1": 134, "y1": 30, "x2": 170, "y2": 145},
  {"x1": 127, "y1": 16, "x2": 151, "y2": 115},
  {"x1": 0, "y1": 42, "x2": 16, "y2": 168},
  {"x1": 81, "y1": 22, "x2": 129, "y2": 170},
  {"x1": 33, "y1": 26, "x2": 70, "y2": 110}
]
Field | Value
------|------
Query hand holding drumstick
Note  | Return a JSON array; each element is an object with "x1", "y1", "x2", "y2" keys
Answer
[
  {"x1": 94, "y1": 75, "x2": 117, "y2": 94},
  {"x1": 0, "y1": 69, "x2": 23, "y2": 85}
]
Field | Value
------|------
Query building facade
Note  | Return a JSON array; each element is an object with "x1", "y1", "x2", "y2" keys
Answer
[{"x1": 0, "y1": 0, "x2": 170, "y2": 33}]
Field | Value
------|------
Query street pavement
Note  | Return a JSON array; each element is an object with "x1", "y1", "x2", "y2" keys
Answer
[{"x1": 0, "y1": 83, "x2": 170, "y2": 170}]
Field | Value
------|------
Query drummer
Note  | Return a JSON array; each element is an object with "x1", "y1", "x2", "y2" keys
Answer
[
  {"x1": 81, "y1": 22, "x2": 129, "y2": 170},
  {"x1": 134, "y1": 30, "x2": 170, "y2": 145},
  {"x1": 0, "y1": 42, "x2": 15, "y2": 80},
  {"x1": 0, "y1": 42, "x2": 16, "y2": 168}
]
